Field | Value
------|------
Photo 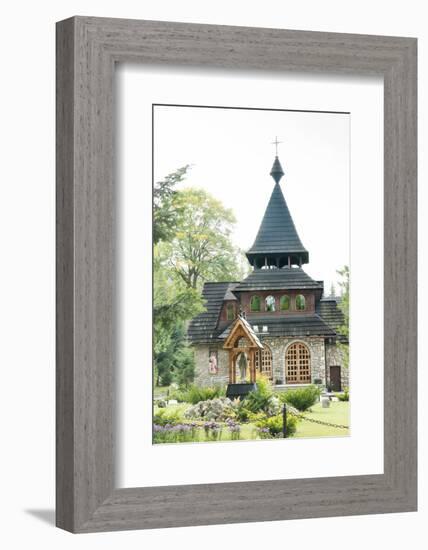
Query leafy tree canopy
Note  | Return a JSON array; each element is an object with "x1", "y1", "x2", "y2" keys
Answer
[
  {"x1": 336, "y1": 265, "x2": 349, "y2": 369},
  {"x1": 153, "y1": 165, "x2": 189, "y2": 244},
  {"x1": 160, "y1": 187, "x2": 245, "y2": 291},
  {"x1": 153, "y1": 169, "x2": 245, "y2": 387}
]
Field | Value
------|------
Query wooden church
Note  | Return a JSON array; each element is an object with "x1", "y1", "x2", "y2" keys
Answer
[{"x1": 188, "y1": 151, "x2": 348, "y2": 393}]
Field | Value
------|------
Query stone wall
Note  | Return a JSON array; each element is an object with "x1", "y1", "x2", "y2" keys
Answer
[
  {"x1": 193, "y1": 336, "x2": 328, "y2": 387},
  {"x1": 325, "y1": 342, "x2": 349, "y2": 389},
  {"x1": 193, "y1": 344, "x2": 230, "y2": 387},
  {"x1": 261, "y1": 336, "x2": 326, "y2": 385}
]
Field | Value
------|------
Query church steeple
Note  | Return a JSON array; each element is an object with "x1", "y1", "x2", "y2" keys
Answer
[
  {"x1": 270, "y1": 156, "x2": 284, "y2": 183},
  {"x1": 270, "y1": 137, "x2": 284, "y2": 183},
  {"x1": 246, "y1": 149, "x2": 309, "y2": 269}
]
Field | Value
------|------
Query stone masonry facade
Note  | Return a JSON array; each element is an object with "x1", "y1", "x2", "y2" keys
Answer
[
  {"x1": 325, "y1": 342, "x2": 349, "y2": 389},
  {"x1": 194, "y1": 345, "x2": 230, "y2": 387},
  {"x1": 193, "y1": 337, "x2": 347, "y2": 388}
]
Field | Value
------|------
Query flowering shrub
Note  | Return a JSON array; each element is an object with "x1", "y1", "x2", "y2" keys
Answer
[
  {"x1": 153, "y1": 423, "x2": 198, "y2": 444},
  {"x1": 203, "y1": 421, "x2": 223, "y2": 441},
  {"x1": 184, "y1": 397, "x2": 237, "y2": 421},
  {"x1": 225, "y1": 418, "x2": 241, "y2": 440}
]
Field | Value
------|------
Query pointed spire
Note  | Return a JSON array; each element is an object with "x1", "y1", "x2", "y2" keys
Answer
[
  {"x1": 246, "y1": 153, "x2": 308, "y2": 269},
  {"x1": 270, "y1": 156, "x2": 284, "y2": 183}
]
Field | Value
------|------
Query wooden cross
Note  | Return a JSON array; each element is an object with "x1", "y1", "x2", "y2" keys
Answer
[{"x1": 272, "y1": 136, "x2": 282, "y2": 156}]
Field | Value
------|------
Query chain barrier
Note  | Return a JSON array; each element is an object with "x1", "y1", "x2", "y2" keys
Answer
[{"x1": 286, "y1": 404, "x2": 349, "y2": 430}]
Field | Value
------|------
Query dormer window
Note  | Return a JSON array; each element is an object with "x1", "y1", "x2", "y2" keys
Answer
[
  {"x1": 296, "y1": 294, "x2": 306, "y2": 311},
  {"x1": 226, "y1": 303, "x2": 235, "y2": 321},
  {"x1": 250, "y1": 295, "x2": 261, "y2": 312},
  {"x1": 265, "y1": 295, "x2": 276, "y2": 312},
  {"x1": 280, "y1": 295, "x2": 290, "y2": 311}
]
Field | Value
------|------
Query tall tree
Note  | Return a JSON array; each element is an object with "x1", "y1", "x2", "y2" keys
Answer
[
  {"x1": 153, "y1": 250, "x2": 203, "y2": 385},
  {"x1": 153, "y1": 165, "x2": 189, "y2": 244},
  {"x1": 161, "y1": 187, "x2": 245, "y2": 291},
  {"x1": 153, "y1": 172, "x2": 245, "y2": 387},
  {"x1": 336, "y1": 265, "x2": 349, "y2": 370}
]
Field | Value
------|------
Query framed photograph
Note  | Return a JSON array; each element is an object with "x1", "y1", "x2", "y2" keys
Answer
[{"x1": 56, "y1": 17, "x2": 417, "y2": 533}]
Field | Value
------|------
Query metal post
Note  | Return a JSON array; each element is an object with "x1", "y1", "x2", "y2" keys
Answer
[{"x1": 282, "y1": 403, "x2": 287, "y2": 438}]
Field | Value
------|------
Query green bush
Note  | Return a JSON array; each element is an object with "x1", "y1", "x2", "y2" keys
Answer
[
  {"x1": 171, "y1": 384, "x2": 226, "y2": 404},
  {"x1": 256, "y1": 413, "x2": 298, "y2": 438},
  {"x1": 153, "y1": 407, "x2": 184, "y2": 426},
  {"x1": 280, "y1": 385, "x2": 321, "y2": 412},
  {"x1": 336, "y1": 388, "x2": 349, "y2": 401},
  {"x1": 236, "y1": 402, "x2": 252, "y2": 422},
  {"x1": 244, "y1": 375, "x2": 280, "y2": 416}
]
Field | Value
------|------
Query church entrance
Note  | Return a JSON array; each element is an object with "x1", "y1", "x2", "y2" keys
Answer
[
  {"x1": 329, "y1": 365, "x2": 342, "y2": 391},
  {"x1": 285, "y1": 342, "x2": 311, "y2": 384}
]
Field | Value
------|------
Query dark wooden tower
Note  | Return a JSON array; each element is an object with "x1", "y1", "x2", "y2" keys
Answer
[{"x1": 246, "y1": 155, "x2": 309, "y2": 269}]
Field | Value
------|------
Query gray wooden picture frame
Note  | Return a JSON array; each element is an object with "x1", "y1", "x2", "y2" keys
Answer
[{"x1": 56, "y1": 16, "x2": 417, "y2": 533}]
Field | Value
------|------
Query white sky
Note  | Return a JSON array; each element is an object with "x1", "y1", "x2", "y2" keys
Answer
[{"x1": 153, "y1": 105, "x2": 350, "y2": 294}]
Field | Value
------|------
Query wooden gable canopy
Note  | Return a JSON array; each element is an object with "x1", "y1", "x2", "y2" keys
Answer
[
  {"x1": 223, "y1": 316, "x2": 263, "y2": 350},
  {"x1": 223, "y1": 316, "x2": 263, "y2": 384}
]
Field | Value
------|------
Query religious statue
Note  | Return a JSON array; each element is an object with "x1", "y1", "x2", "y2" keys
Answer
[
  {"x1": 208, "y1": 352, "x2": 218, "y2": 374},
  {"x1": 238, "y1": 352, "x2": 247, "y2": 382}
]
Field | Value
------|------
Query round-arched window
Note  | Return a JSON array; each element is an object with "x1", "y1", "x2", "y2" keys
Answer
[
  {"x1": 265, "y1": 295, "x2": 276, "y2": 312},
  {"x1": 280, "y1": 295, "x2": 290, "y2": 311},
  {"x1": 250, "y1": 295, "x2": 261, "y2": 312},
  {"x1": 295, "y1": 294, "x2": 306, "y2": 311}
]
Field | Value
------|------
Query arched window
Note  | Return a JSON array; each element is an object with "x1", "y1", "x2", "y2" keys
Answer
[
  {"x1": 285, "y1": 342, "x2": 311, "y2": 384},
  {"x1": 226, "y1": 303, "x2": 235, "y2": 321},
  {"x1": 295, "y1": 294, "x2": 306, "y2": 311},
  {"x1": 265, "y1": 295, "x2": 276, "y2": 312},
  {"x1": 280, "y1": 295, "x2": 290, "y2": 311},
  {"x1": 250, "y1": 295, "x2": 261, "y2": 312},
  {"x1": 255, "y1": 345, "x2": 273, "y2": 380}
]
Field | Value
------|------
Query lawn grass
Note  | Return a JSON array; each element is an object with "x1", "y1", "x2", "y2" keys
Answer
[{"x1": 293, "y1": 401, "x2": 350, "y2": 438}]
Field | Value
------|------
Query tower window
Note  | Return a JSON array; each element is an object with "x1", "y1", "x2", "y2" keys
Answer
[
  {"x1": 280, "y1": 295, "x2": 290, "y2": 311},
  {"x1": 226, "y1": 303, "x2": 235, "y2": 321},
  {"x1": 265, "y1": 295, "x2": 276, "y2": 312},
  {"x1": 250, "y1": 295, "x2": 261, "y2": 312},
  {"x1": 296, "y1": 294, "x2": 306, "y2": 311}
]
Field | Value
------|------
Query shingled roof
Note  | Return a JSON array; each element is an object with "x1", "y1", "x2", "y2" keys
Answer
[
  {"x1": 316, "y1": 297, "x2": 348, "y2": 342},
  {"x1": 218, "y1": 314, "x2": 335, "y2": 339},
  {"x1": 187, "y1": 284, "x2": 345, "y2": 344},
  {"x1": 246, "y1": 163, "x2": 309, "y2": 267},
  {"x1": 233, "y1": 267, "x2": 323, "y2": 292},
  {"x1": 187, "y1": 282, "x2": 237, "y2": 344}
]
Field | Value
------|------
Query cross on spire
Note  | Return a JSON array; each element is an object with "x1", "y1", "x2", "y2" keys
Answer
[{"x1": 272, "y1": 136, "x2": 282, "y2": 156}]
